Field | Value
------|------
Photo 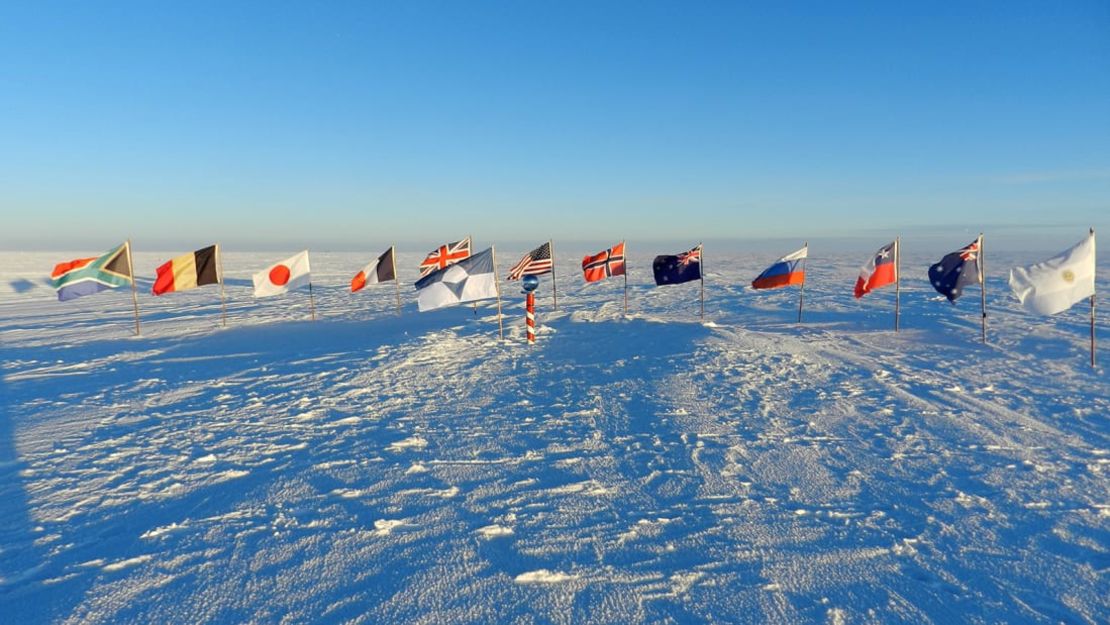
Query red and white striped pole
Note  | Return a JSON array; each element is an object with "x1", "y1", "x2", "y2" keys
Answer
[{"x1": 526, "y1": 291, "x2": 536, "y2": 345}]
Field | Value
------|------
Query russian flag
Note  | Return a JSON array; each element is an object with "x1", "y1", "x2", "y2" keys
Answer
[{"x1": 752, "y1": 246, "x2": 807, "y2": 290}]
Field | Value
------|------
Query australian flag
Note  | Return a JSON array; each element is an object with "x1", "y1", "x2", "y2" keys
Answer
[
  {"x1": 653, "y1": 245, "x2": 702, "y2": 286},
  {"x1": 928, "y1": 237, "x2": 981, "y2": 303}
]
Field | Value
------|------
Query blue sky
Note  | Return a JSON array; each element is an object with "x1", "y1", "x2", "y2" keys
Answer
[{"x1": 1, "y1": 2, "x2": 1108, "y2": 251}]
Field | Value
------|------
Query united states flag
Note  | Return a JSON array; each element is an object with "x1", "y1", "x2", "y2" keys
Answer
[
  {"x1": 507, "y1": 241, "x2": 553, "y2": 280},
  {"x1": 419, "y1": 237, "x2": 472, "y2": 277}
]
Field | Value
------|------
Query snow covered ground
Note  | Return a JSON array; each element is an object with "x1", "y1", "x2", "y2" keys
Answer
[{"x1": 1, "y1": 248, "x2": 1107, "y2": 624}]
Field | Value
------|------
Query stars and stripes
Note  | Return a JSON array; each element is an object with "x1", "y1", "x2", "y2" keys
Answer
[
  {"x1": 419, "y1": 237, "x2": 472, "y2": 277},
  {"x1": 507, "y1": 241, "x2": 553, "y2": 280}
]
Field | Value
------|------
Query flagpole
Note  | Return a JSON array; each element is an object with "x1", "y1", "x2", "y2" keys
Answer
[
  {"x1": 492, "y1": 245, "x2": 505, "y2": 340},
  {"x1": 308, "y1": 280, "x2": 317, "y2": 321},
  {"x1": 549, "y1": 239, "x2": 559, "y2": 311},
  {"x1": 217, "y1": 242, "x2": 228, "y2": 328},
  {"x1": 391, "y1": 244, "x2": 401, "y2": 316},
  {"x1": 699, "y1": 243, "x2": 705, "y2": 320},
  {"x1": 623, "y1": 240, "x2": 629, "y2": 317},
  {"x1": 894, "y1": 237, "x2": 901, "y2": 332},
  {"x1": 979, "y1": 233, "x2": 987, "y2": 344},
  {"x1": 126, "y1": 239, "x2": 142, "y2": 336},
  {"x1": 470, "y1": 234, "x2": 478, "y2": 317},
  {"x1": 798, "y1": 242, "x2": 808, "y2": 324},
  {"x1": 1091, "y1": 227, "x2": 1097, "y2": 368}
]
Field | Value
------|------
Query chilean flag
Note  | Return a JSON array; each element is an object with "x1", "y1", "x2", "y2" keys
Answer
[{"x1": 854, "y1": 240, "x2": 898, "y2": 299}]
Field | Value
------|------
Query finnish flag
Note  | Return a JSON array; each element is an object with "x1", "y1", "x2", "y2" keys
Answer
[{"x1": 414, "y1": 246, "x2": 499, "y2": 312}]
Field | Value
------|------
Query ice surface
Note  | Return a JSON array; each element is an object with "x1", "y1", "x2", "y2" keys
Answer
[{"x1": 1, "y1": 249, "x2": 1107, "y2": 623}]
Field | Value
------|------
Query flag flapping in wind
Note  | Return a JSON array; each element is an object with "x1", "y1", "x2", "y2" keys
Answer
[
  {"x1": 855, "y1": 241, "x2": 897, "y2": 299},
  {"x1": 419, "y1": 237, "x2": 471, "y2": 278},
  {"x1": 415, "y1": 247, "x2": 499, "y2": 312},
  {"x1": 653, "y1": 245, "x2": 702, "y2": 286},
  {"x1": 507, "y1": 241, "x2": 553, "y2": 280},
  {"x1": 51, "y1": 242, "x2": 133, "y2": 301},
  {"x1": 752, "y1": 246, "x2": 807, "y2": 290},
  {"x1": 351, "y1": 247, "x2": 397, "y2": 292},
  {"x1": 1009, "y1": 231, "x2": 1096, "y2": 315},
  {"x1": 582, "y1": 242, "x2": 626, "y2": 283},
  {"x1": 253, "y1": 250, "x2": 311, "y2": 298},
  {"x1": 153, "y1": 245, "x2": 220, "y2": 295},
  {"x1": 929, "y1": 237, "x2": 981, "y2": 303}
]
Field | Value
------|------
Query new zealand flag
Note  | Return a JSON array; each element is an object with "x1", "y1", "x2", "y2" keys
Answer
[
  {"x1": 653, "y1": 245, "x2": 702, "y2": 286},
  {"x1": 928, "y1": 237, "x2": 981, "y2": 303}
]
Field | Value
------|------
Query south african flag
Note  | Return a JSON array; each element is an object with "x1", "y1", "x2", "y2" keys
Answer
[{"x1": 51, "y1": 241, "x2": 134, "y2": 301}]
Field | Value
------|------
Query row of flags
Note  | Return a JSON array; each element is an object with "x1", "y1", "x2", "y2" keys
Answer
[{"x1": 47, "y1": 232, "x2": 1098, "y2": 360}]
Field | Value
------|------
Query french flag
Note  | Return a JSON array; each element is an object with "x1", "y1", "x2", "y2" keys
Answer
[
  {"x1": 855, "y1": 240, "x2": 898, "y2": 298},
  {"x1": 752, "y1": 245, "x2": 807, "y2": 290}
]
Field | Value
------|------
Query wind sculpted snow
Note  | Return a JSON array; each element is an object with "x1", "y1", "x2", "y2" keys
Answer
[{"x1": 1, "y1": 250, "x2": 1107, "y2": 624}]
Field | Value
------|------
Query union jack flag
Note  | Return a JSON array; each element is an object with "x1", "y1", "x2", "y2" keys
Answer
[
  {"x1": 678, "y1": 246, "x2": 701, "y2": 266},
  {"x1": 419, "y1": 237, "x2": 471, "y2": 277},
  {"x1": 582, "y1": 242, "x2": 626, "y2": 283},
  {"x1": 958, "y1": 239, "x2": 980, "y2": 262},
  {"x1": 507, "y1": 241, "x2": 553, "y2": 280}
]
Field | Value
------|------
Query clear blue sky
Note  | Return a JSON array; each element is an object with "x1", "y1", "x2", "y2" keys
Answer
[{"x1": 1, "y1": 1, "x2": 1108, "y2": 251}]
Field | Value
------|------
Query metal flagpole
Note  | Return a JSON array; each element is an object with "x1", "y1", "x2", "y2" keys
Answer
[
  {"x1": 623, "y1": 241, "x2": 629, "y2": 316},
  {"x1": 979, "y1": 233, "x2": 987, "y2": 344},
  {"x1": 217, "y1": 242, "x2": 228, "y2": 327},
  {"x1": 798, "y1": 241, "x2": 808, "y2": 324},
  {"x1": 391, "y1": 244, "x2": 401, "y2": 315},
  {"x1": 894, "y1": 237, "x2": 901, "y2": 332},
  {"x1": 470, "y1": 234, "x2": 478, "y2": 317},
  {"x1": 549, "y1": 239, "x2": 558, "y2": 311},
  {"x1": 492, "y1": 245, "x2": 505, "y2": 340},
  {"x1": 125, "y1": 239, "x2": 142, "y2": 336},
  {"x1": 699, "y1": 243, "x2": 705, "y2": 320},
  {"x1": 308, "y1": 281, "x2": 317, "y2": 321},
  {"x1": 1092, "y1": 227, "x2": 1097, "y2": 368}
]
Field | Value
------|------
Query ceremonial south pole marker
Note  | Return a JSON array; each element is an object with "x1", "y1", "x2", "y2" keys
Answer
[{"x1": 522, "y1": 275, "x2": 539, "y2": 345}]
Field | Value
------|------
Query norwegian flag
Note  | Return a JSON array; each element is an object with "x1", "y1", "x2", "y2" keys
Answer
[
  {"x1": 582, "y1": 242, "x2": 626, "y2": 283},
  {"x1": 419, "y1": 237, "x2": 471, "y2": 277},
  {"x1": 507, "y1": 241, "x2": 553, "y2": 280}
]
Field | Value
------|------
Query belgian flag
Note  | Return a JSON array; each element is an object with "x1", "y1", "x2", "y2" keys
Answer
[{"x1": 153, "y1": 245, "x2": 221, "y2": 295}]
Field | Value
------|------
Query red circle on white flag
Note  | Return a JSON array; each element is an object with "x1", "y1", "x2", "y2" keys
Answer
[{"x1": 269, "y1": 265, "x2": 291, "y2": 286}]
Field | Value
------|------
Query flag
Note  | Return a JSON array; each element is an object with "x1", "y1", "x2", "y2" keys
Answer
[
  {"x1": 51, "y1": 242, "x2": 133, "y2": 302},
  {"x1": 419, "y1": 237, "x2": 471, "y2": 277},
  {"x1": 928, "y1": 237, "x2": 981, "y2": 303},
  {"x1": 507, "y1": 241, "x2": 553, "y2": 280},
  {"x1": 653, "y1": 245, "x2": 702, "y2": 286},
  {"x1": 582, "y1": 242, "x2": 626, "y2": 283},
  {"x1": 1009, "y1": 231, "x2": 1096, "y2": 315},
  {"x1": 152, "y1": 245, "x2": 220, "y2": 296},
  {"x1": 351, "y1": 246, "x2": 397, "y2": 292},
  {"x1": 414, "y1": 247, "x2": 498, "y2": 312},
  {"x1": 752, "y1": 246, "x2": 807, "y2": 290},
  {"x1": 854, "y1": 240, "x2": 897, "y2": 299},
  {"x1": 253, "y1": 250, "x2": 311, "y2": 298}
]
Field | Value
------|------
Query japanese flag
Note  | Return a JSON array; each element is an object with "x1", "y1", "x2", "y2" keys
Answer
[{"x1": 253, "y1": 250, "x2": 312, "y2": 298}]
